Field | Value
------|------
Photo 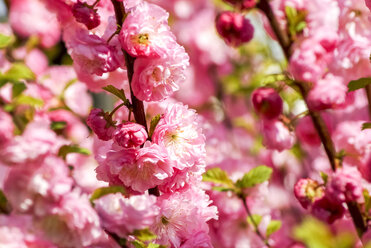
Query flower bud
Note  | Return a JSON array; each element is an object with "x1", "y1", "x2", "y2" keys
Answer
[
  {"x1": 252, "y1": 87, "x2": 283, "y2": 120},
  {"x1": 113, "y1": 122, "x2": 148, "y2": 148},
  {"x1": 223, "y1": 0, "x2": 258, "y2": 10},
  {"x1": 86, "y1": 108, "x2": 115, "y2": 141},
  {"x1": 294, "y1": 178, "x2": 324, "y2": 209},
  {"x1": 310, "y1": 196, "x2": 345, "y2": 224},
  {"x1": 72, "y1": 1, "x2": 100, "y2": 30},
  {"x1": 216, "y1": 11, "x2": 254, "y2": 47},
  {"x1": 261, "y1": 120, "x2": 295, "y2": 151}
]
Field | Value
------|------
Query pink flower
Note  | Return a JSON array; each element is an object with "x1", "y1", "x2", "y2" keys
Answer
[
  {"x1": 180, "y1": 231, "x2": 213, "y2": 248},
  {"x1": 9, "y1": 0, "x2": 61, "y2": 48},
  {"x1": 119, "y1": 2, "x2": 176, "y2": 57},
  {"x1": 151, "y1": 186, "x2": 217, "y2": 247},
  {"x1": 119, "y1": 142, "x2": 174, "y2": 192},
  {"x1": 3, "y1": 155, "x2": 73, "y2": 213},
  {"x1": 216, "y1": 11, "x2": 254, "y2": 47},
  {"x1": 294, "y1": 178, "x2": 324, "y2": 209},
  {"x1": 223, "y1": 0, "x2": 257, "y2": 10},
  {"x1": 261, "y1": 120, "x2": 295, "y2": 151},
  {"x1": 72, "y1": 1, "x2": 101, "y2": 30},
  {"x1": 64, "y1": 24, "x2": 121, "y2": 76},
  {"x1": 326, "y1": 166, "x2": 364, "y2": 203},
  {"x1": 310, "y1": 196, "x2": 345, "y2": 224},
  {"x1": 0, "y1": 109, "x2": 14, "y2": 147},
  {"x1": 113, "y1": 122, "x2": 148, "y2": 148},
  {"x1": 94, "y1": 193, "x2": 159, "y2": 237},
  {"x1": 132, "y1": 43, "x2": 189, "y2": 101},
  {"x1": 152, "y1": 103, "x2": 206, "y2": 170},
  {"x1": 87, "y1": 109, "x2": 116, "y2": 141},
  {"x1": 251, "y1": 87, "x2": 283, "y2": 120},
  {"x1": 295, "y1": 115, "x2": 333, "y2": 147},
  {"x1": 307, "y1": 74, "x2": 348, "y2": 111}
]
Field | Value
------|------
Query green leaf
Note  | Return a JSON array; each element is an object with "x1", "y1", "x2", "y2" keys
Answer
[
  {"x1": 203, "y1": 168, "x2": 235, "y2": 188},
  {"x1": 247, "y1": 214, "x2": 262, "y2": 228},
  {"x1": 0, "y1": 34, "x2": 15, "y2": 49},
  {"x1": 102, "y1": 85, "x2": 128, "y2": 102},
  {"x1": 293, "y1": 217, "x2": 333, "y2": 248},
  {"x1": 4, "y1": 63, "x2": 35, "y2": 81},
  {"x1": 132, "y1": 229, "x2": 157, "y2": 242},
  {"x1": 148, "y1": 114, "x2": 161, "y2": 138},
  {"x1": 347, "y1": 77, "x2": 371, "y2": 92},
  {"x1": 236, "y1": 165, "x2": 273, "y2": 189},
  {"x1": 295, "y1": 21, "x2": 307, "y2": 32},
  {"x1": 15, "y1": 95, "x2": 44, "y2": 107},
  {"x1": 320, "y1": 171, "x2": 328, "y2": 185},
  {"x1": 266, "y1": 220, "x2": 282, "y2": 237},
  {"x1": 212, "y1": 186, "x2": 235, "y2": 192},
  {"x1": 362, "y1": 122, "x2": 371, "y2": 130},
  {"x1": 285, "y1": 6, "x2": 297, "y2": 22},
  {"x1": 0, "y1": 190, "x2": 10, "y2": 214},
  {"x1": 364, "y1": 190, "x2": 371, "y2": 213},
  {"x1": 90, "y1": 186, "x2": 127, "y2": 203},
  {"x1": 12, "y1": 82, "x2": 27, "y2": 99},
  {"x1": 131, "y1": 240, "x2": 146, "y2": 248},
  {"x1": 58, "y1": 145, "x2": 91, "y2": 160},
  {"x1": 50, "y1": 121, "x2": 67, "y2": 131}
]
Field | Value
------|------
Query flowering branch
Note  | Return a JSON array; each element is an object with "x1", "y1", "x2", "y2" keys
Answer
[
  {"x1": 366, "y1": 85, "x2": 371, "y2": 119},
  {"x1": 257, "y1": 0, "x2": 367, "y2": 238}
]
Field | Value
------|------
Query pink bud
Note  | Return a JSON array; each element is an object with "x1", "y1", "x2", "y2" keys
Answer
[
  {"x1": 251, "y1": 87, "x2": 283, "y2": 120},
  {"x1": 216, "y1": 11, "x2": 254, "y2": 47},
  {"x1": 294, "y1": 178, "x2": 324, "y2": 209},
  {"x1": 86, "y1": 108, "x2": 115, "y2": 141},
  {"x1": 72, "y1": 1, "x2": 100, "y2": 30},
  {"x1": 223, "y1": 0, "x2": 257, "y2": 9},
  {"x1": 310, "y1": 196, "x2": 345, "y2": 224},
  {"x1": 113, "y1": 122, "x2": 148, "y2": 148}
]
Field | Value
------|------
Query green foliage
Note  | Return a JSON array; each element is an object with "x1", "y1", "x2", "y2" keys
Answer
[
  {"x1": 235, "y1": 165, "x2": 273, "y2": 189},
  {"x1": 2, "y1": 63, "x2": 35, "y2": 82},
  {"x1": 58, "y1": 144, "x2": 91, "y2": 160},
  {"x1": 0, "y1": 190, "x2": 10, "y2": 214},
  {"x1": 347, "y1": 77, "x2": 371, "y2": 92},
  {"x1": 14, "y1": 95, "x2": 44, "y2": 108},
  {"x1": 247, "y1": 214, "x2": 262, "y2": 228},
  {"x1": 266, "y1": 220, "x2": 282, "y2": 238},
  {"x1": 202, "y1": 168, "x2": 235, "y2": 189},
  {"x1": 103, "y1": 85, "x2": 128, "y2": 102},
  {"x1": 132, "y1": 229, "x2": 157, "y2": 242},
  {"x1": 12, "y1": 82, "x2": 27, "y2": 99},
  {"x1": 320, "y1": 171, "x2": 328, "y2": 185},
  {"x1": 364, "y1": 190, "x2": 371, "y2": 213},
  {"x1": 285, "y1": 6, "x2": 307, "y2": 39},
  {"x1": 362, "y1": 122, "x2": 371, "y2": 130},
  {"x1": 50, "y1": 121, "x2": 67, "y2": 131},
  {"x1": 0, "y1": 34, "x2": 15, "y2": 49},
  {"x1": 149, "y1": 114, "x2": 161, "y2": 138},
  {"x1": 90, "y1": 186, "x2": 127, "y2": 204},
  {"x1": 293, "y1": 217, "x2": 355, "y2": 248}
]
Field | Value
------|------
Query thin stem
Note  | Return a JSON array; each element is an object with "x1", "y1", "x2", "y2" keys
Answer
[
  {"x1": 365, "y1": 84, "x2": 371, "y2": 119},
  {"x1": 240, "y1": 194, "x2": 271, "y2": 247},
  {"x1": 109, "y1": 102, "x2": 126, "y2": 119},
  {"x1": 257, "y1": 0, "x2": 367, "y2": 238}
]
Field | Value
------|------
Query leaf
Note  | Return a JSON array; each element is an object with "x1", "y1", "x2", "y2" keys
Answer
[
  {"x1": 236, "y1": 165, "x2": 273, "y2": 189},
  {"x1": 293, "y1": 217, "x2": 333, "y2": 248},
  {"x1": 266, "y1": 220, "x2": 282, "y2": 237},
  {"x1": 364, "y1": 190, "x2": 371, "y2": 213},
  {"x1": 285, "y1": 6, "x2": 297, "y2": 22},
  {"x1": 148, "y1": 114, "x2": 161, "y2": 138},
  {"x1": 12, "y1": 82, "x2": 27, "y2": 99},
  {"x1": 90, "y1": 186, "x2": 127, "y2": 203},
  {"x1": 4, "y1": 63, "x2": 35, "y2": 81},
  {"x1": 320, "y1": 171, "x2": 328, "y2": 185},
  {"x1": 131, "y1": 240, "x2": 146, "y2": 248},
  {"x1": 132, "y1": 229, "x2": 157, "y2": 242},
  {"x1": 103, "y1": 85, "x2": 127, "y2": 102},
  {"x1": 50, "y1": 121, "x2": 67, "y2": 131},
  {"x1": 0, "y1": 34, "x2": 15, "y2": 49},
  {"x1": 0, "y1": 190, "x2": 10, "y2": 214},
  {"x1": 362, "y1": 122, "x2": 371, "y2": 130},
  {"x1": 347, "y1": 77, "x2": 371, "y2": 92},
  {"x1": 58, "y1": 145, "x2": 91, "y2": 160},
  {"x1": 247, "y1": 214, "x2": 262, "y2": 228},
  {"x1": 295, "y1": 21, "x2": 307, "y2": 32},
  {"x1": 15, "y1": 95, "x2": 44, "y2": 107},
  {"x1": 212, "y1": 186, "x2": 235, "y2": 192},
  {"x1": 203, "y1": 168, "x2": 235, "y2": 188}
]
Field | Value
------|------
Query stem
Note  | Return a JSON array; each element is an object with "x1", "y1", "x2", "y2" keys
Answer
[
  {"x1": 365, "y1": 84, "x2": 371, "y2": 119},
  {"x1": 110, "y1": 0, "x2": 159, "y2": 198},
  {"x1": 240, "y1": 194, "x2": 271, "y2": 247},
  {"x1": 109, "y1": 102, "x2": 126, "y2": 119},
  {"x1": 257, "y1": 0, "x2": 367, "y2": 238}
]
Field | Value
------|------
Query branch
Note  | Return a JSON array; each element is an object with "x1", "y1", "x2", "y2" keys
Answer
[
  {"x1": 257, "y1": 0, "x2": 367, "y2": 238},
  {"x1": 365, "y1": 84, "x2": 371, "y2": 119}
]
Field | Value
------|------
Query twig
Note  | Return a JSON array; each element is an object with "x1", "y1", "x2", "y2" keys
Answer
[{"x1": 365, "y1": 85, "x2": 371, "y2": 119}]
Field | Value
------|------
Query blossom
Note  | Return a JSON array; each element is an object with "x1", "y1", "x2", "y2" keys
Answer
[
  {"x1": 132, "y1": 43, "x2": 189, "y2": 101},
  {"x1": 118, "y1": 142, "x2": 174, "y2": 192},
  {"x1": 251, "y1": 87, "x2": 283, "y2": 120},
  {"x1": 0, "y1": 109, "x2": 14, "y2": 147},
  {"x1": 180, "y1": 231, "x2": 213, "y2": 248},
  {"x1": 151, "y1": 187, "x2": 217, "y2": 247},
  {"x1": 152, "y1": 103, "x2": 206, "y2": 170},
  {"x1": 113, "y1": 122, "x2": 148, "y2": 148},
  {"x1": 294, "y1": 178, "x2": 324, "y2": 209},
  {"x1": 326, "y1": 166, "x2": 364, "y2": 203},
  {"x1": 94, "y1": 193, "x2": 159, "y2": 237},
  {"x1": 119, "y1": 2, "x2": 176, "y2": 57},
  {"x1": 215, "y1": 11, "x2": 254, "y2": 47},
  {"x1": 72, "y1": 1, "x2": 101, "y2": 30},
  {"x1": 261, "y1": 120, "x2": 295, "y2": 151},
  {"x1": 87, "y1": 109, "x2": 116, "y2": 141},
  {"x1": 310, "y1": 196, "x2": 345, "y2": 224},
  {"x1": 295, "y1": 115, "x2": 333, "y2": 147}
]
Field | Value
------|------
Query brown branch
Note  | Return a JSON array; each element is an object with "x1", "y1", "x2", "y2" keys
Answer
[
  {"x1": 257, "y1": 0, "x2": 367, "y2": 238},
  {"x1": 365, "y1": 84, "x2": 371, "y2": 119}
]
